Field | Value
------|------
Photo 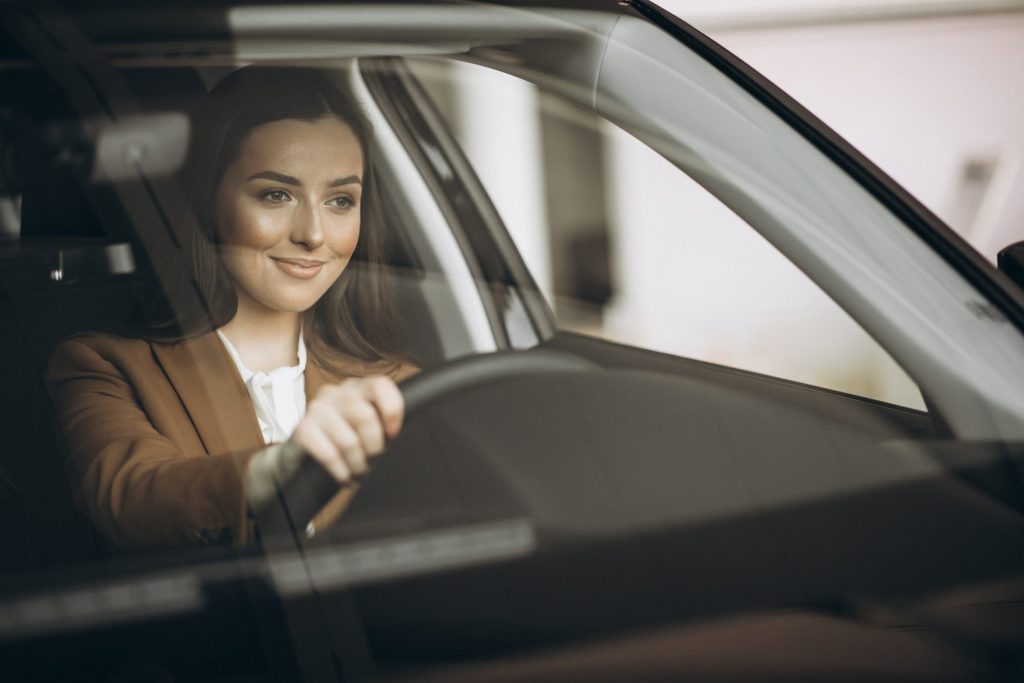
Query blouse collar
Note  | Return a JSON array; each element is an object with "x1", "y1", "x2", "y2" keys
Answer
[{"x1": 215, "y1": 328, "x2": 307, "y2": 383}]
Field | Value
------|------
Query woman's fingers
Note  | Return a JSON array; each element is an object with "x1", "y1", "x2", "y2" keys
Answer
[
  {"x1": 292, "y1": 417, "x2": 352, "y2": 483},
  {"x1": 289, "y1": 375, "x2": 405, "y2": 484},
  {"x1": 363, "y1": 376, "x2": 405, "y2": 440},
  {"x1": 316, "y1": 403, "x2": 369, "y2": 475},
  {"x1": 340, "y1": 376, "x2": 405, "y2": 448},
  {"x1": 339, "y1": 397, "x2": 385, "y2": 463}
]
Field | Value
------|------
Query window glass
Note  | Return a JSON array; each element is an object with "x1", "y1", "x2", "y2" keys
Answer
[
  {"x1": 409, "y1": 58, "x2": 925, "y2": 409},
  {"x1": 1, "y1": 7, "x2": 1020, "y2": 679}
]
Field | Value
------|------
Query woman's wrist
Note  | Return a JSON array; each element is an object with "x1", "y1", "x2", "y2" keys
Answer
[{"x1": 244, "y1": 441, "x2": 306, "y2": 511}]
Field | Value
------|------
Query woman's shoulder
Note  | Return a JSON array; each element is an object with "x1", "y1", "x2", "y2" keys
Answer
[
  {"x1": 46, "y1": 333, "x2": 153, "y2": 390},
  {"x1": 50, "y1": 332, "x2": 150, "y2": 367},
  {"x1": 48, "y1": 331, "x2": 220, "y2": 378}
]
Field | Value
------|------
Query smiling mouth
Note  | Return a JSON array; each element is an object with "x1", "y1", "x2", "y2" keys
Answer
[{"x1": 271, "y1": 257, "x2": 326, "y2": 279}]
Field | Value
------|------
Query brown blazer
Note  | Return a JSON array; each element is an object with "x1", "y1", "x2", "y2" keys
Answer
[{"x1": 45, "y1": 331, "x2": 417, "y2": 549}]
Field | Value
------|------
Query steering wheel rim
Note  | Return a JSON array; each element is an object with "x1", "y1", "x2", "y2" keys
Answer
[{"x1": 255, "y1": 348, "x2": 599, "y2": 542}]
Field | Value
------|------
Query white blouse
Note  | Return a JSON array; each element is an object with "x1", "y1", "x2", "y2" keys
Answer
[{"x1": 216, "y1": 329, "x2": 307, "y2": 445}]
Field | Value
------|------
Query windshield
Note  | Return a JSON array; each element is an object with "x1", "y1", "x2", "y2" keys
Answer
[{"x1": 1, "y1": 3, "x2": 1023, "y2": 681}]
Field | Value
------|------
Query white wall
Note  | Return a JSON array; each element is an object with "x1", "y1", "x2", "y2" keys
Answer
[{"x1": 693, "y1": 11, "x2": 1024, "y2": 260}]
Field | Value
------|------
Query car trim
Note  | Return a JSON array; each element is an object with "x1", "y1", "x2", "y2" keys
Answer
[
  {"x1": 0, "y1": 519, "x2": 534, "y2": 642},
  {"x1": 361, "y1": 61, "x2": 510, "y2": 347},
  {"x1": 347, "y1": 63, "x2": 499, "y2": 356},
  {"x1": 362, "y1": 56, "x2": 557, "y2": 347}
]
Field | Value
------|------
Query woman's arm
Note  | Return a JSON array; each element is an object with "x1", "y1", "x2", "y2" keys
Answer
[
  {"x1": 47, "y1": 337, "x2": 260, "y2": 548},
  {"x1": 49, "y1": 336, "x2": 418, "y2": 548}
]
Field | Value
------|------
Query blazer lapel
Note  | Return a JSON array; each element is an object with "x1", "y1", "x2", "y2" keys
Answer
[{"x1": 151, "y1": 332, "x2": 265, "y2": 455}]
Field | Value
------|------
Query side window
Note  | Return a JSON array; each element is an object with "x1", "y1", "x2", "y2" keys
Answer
[{"x1": 409, "y1": 58, "x2": 924, "y2": 410}]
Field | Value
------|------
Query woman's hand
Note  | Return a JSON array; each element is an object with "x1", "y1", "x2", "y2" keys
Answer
[
  {"x1": 290, "y1": 375, "x2": 405, "y2": 483},
  {"x1": 245, "y1": 375, "x2": 404, "y2": 512}
]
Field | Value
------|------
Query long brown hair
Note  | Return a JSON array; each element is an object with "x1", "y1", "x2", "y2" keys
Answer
[{"x1": 177, "y1": 66, "x2": 406, "y2": 375}]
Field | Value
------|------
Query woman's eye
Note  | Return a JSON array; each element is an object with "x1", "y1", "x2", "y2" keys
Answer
[
  {"x1": 261, "y1": 190, "x2": 291, "y2": 203},
  {"x1": 327, "y1": 196, "x2": 355, "y2": 209}
]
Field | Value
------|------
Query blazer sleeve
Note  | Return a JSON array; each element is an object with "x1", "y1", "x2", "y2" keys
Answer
[{"x1": 46, "y1": 337, "x2": 260, "y2": 549}]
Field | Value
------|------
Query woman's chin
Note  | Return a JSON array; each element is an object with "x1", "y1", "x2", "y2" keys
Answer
[
  {"x1": 231, "y1": 271, "x2": 341, "y2": 317},
  {"x1": 248, "y1": 292, "x2": 323, "y2": 316}
]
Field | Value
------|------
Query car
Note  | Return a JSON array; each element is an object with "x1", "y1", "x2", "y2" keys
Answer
[{"x1": 1, "y1": 1, "x2": 1023, "y2": 681}]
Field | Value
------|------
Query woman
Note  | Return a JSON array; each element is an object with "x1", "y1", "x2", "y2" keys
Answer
[{"x1": 46, "y1": 67, "x2": 416, "y2": 549}]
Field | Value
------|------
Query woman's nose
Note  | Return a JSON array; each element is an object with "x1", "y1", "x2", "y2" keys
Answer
[{"x1": 290, "y1": 202, "x2": 325, "y2": 250}]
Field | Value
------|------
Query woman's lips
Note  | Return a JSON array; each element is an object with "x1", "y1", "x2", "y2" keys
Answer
[{"x1": 271, "y1": 257, "x2": 326, "y2": 280}]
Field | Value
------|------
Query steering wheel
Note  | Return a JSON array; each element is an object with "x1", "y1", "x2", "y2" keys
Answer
[{"x1": 255, "y1": 349, "x2": 599, "y2": 541}]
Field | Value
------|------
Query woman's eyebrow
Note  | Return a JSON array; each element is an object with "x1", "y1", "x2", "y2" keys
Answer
[
  {"x1": 245, "y1": 171, "x2": 361, "y2": 188},
  {"x1": 247, "y1": 170, "x2": 302, "y2": 186},
  {"x1": 328, "y1": 175, "x2": 362, "y2": 188}
]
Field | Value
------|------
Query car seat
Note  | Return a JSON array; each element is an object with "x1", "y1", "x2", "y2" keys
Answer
[{"x1": 0, "y1": 66, "x2": 208, "y2": 572}]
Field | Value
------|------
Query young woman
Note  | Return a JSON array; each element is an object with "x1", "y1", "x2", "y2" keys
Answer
[{"x1": 46, "y1": 67, "x2": 416, "y2": 549}]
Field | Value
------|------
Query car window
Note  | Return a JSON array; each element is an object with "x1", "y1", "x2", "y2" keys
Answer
[{"x1": 407, "y1": 58, "x2": 925, "y2": 410}]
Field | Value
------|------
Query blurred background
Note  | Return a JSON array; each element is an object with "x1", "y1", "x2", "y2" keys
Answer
[
  {"x1": 415, "y1": 0, "x2": 1024, "y2": 410},
  {"x1": 680, "y1": 0, "x2": 1024, "y2": 262}
]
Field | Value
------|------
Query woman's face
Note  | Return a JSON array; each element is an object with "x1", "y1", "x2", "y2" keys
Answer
[{"x1": 215, "y1": 116, "x2": 364, "y2": 316}]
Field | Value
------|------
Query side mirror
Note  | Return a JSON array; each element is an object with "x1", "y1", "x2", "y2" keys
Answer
[{"x1": 997, "y1": 241, "x2": 1024, "y2": 291}]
